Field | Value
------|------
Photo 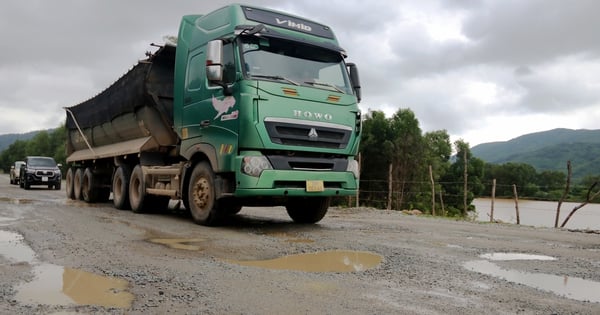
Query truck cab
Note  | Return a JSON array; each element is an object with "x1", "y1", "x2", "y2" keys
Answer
[{"x1": 173, "y1": 5, "x2": 362, "y2": 224}]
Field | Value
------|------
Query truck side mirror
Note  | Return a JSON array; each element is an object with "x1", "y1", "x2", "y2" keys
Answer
[
  {"x1": 10, "y1": 166, "x2": 14, "y2": 170},
  {"x1": 347, "y1": 63, "x2": 361, "y2": 103},
  {"x1": 206, "y1": 40, "x2": 223, "y2": 81}
]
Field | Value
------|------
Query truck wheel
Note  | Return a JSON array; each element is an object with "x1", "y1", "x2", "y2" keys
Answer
[
  {"x1": 129, "y1": 165, "x2": 149, "y2": 213},
  {"x1": 54, "y1": 182, "x2": 61, "y2": 190},
  {"x1": 285, "y1": 197, "x2": 330, "y2": 224},
  {"x1": 23, "y1": 177, "x2": 30, "y2": 190},
  {"x1": 187, "y1": 161, "x2": 221, "y2": 226},
  {"x1": 112, "y1": 165, "x2": 131, "y2": 210},
  {"x1": 82, "y1": 168, "x2": 98, "y2": 202},
  {"x1": 65, "y1": 168, "x2": 75, "y2": 199},
  {"x1": 73, "y1": 168, "x2": 84, "y2": 200}
]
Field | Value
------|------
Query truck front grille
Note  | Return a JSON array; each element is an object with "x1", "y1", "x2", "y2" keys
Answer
[{"x1": 265, "y1": 118, "x2": 352, "y2": 149}]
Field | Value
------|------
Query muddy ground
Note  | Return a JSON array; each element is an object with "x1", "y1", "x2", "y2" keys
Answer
[{"x1": 0, "y1": 173, "x2": 599, "y2": 314}]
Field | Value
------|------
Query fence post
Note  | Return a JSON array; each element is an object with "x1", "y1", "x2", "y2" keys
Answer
[
  {"x1": 490, "y1": 179, "x2": 496, "y2": 222},
  {"x1": 512, "y1": 184, "x2": 520, "y2": 225},
  {"x1": 387, "y1": 163, "x2": 392, "y2": 210},
  {"x1": 429, "y1": 165, "x2": 435, "y2": 216}
]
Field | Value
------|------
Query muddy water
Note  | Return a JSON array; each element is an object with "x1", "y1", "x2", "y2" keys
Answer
[
  {"x1": 0, "y1": 230, "x2": 134, "y2": 308},
  {"x1": 464, "y1": 252, "x2": 600, "y2": 303},
  {"x1": 227, "y1": 250, "x2": 383, "y2": 272}
]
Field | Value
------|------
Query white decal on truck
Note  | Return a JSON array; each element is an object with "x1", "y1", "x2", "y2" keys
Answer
[{"x1": 212, "y1": 96, "x2": 236, "y2": 120}]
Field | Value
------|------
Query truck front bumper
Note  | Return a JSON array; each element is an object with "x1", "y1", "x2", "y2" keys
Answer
[{"x1": 234, "y1": 169, "x2": 359, "y2": 197}]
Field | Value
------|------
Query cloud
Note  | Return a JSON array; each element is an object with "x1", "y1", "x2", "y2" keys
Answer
[{"x1": 1, "y1": 0, "x2": 600, "y2": 147}]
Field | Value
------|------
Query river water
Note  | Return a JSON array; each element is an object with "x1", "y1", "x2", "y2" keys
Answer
[{"x1": 473, "y1": 198, "x2": 600, "y2": 230}]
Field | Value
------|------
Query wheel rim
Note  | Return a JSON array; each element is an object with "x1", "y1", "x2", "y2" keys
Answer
[{"x1": 192, "y1": 177, "x2": 211, "y2": 210}]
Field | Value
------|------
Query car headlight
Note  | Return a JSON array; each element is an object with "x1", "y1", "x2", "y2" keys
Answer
[{"x1": 242, "y1": 156, "x2": 273, "y2": 177}]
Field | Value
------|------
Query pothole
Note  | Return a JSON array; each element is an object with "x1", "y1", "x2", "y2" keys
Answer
[
  {"x1": 464, "y1": 252, "x2": 600, "y2": 303},
  {"x1": 1, "y1": 230, "x2": 134, "y2": 308},
  {"x1": 227, "y1": 250, "x2": 383, "y2": 272}
]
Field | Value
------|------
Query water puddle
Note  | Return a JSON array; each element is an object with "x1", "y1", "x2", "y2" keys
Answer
[
  {"x1": 480, "y1": 252, "x2": 557, "y2": 261},
  {"x1": 227, "y1": 250, "x2": 382, "y2": 272},
  {"x1": 148, "y1": 238, "x2": 206, "y2": 251},
  {"x1": 0, "y1": 197, "x2": 33, "y2": 204},
  {"x1": 15, "y1": 264, "x2": 134, "y2": 308},
  {"x1": 0, "y1": 215, "x2": 19, "y2": 226},
  {"x1": 464, "y1": 252, "x2": 600, "y2": 303},
  {"x1": 0, "y1": 230, "x2": 134, "y2": 308}
]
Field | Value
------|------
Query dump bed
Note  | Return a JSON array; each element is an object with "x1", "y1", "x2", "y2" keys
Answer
[{"x1": 65, "y1": 45, "x2": 178, "y2": 162}]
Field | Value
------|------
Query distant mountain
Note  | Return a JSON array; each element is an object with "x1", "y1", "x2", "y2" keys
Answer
[
  {"x1": 0, "y1": 129, "x2": 54, "y2": 151},
  {"x1": 471, "y1": 128, "x2": 600, "y2": 180}
]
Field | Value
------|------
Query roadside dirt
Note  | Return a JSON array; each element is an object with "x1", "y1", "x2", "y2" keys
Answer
[{"x1": 1, "y1": 174, "x2": 599, "y2": 314}]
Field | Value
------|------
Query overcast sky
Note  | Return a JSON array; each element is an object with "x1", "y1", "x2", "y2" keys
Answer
[{"x1": 1, "y1": 0, "x2": 599, "y2": 146}]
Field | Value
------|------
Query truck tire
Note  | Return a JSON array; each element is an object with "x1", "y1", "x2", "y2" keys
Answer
[
  {"x1": 129, "y1": 165, "x2": 149, "y2": 213},
  {"x1": 112, "y1": 165, "x2": 131, "y2": 210},
  {"x1": 285, "y1": 197, "x2": 330, "y2": 224},
  {"x1": 187, "y1": 161, "x2": 221, "y2": 226},
  {"x1": 65, "y1": 168, "x2": 75, "y2": 199},
  {"x1": 73, "y1": 168, "x2": 84, "y2": 200},
  {"x1": 82, "y1": 168, "x2": 98, "y2": 202}
]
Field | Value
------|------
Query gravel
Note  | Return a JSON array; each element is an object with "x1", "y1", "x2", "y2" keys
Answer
[{"x1": 1, "y1": 174, "x2": 599, "y2": 314}]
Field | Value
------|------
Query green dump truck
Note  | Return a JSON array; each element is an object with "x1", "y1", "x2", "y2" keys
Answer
[{"x1": 64, "y1": 4, "x2": 362, "y2": 225}]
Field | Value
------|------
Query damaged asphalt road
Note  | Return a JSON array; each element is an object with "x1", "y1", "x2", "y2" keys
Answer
[{"x1": 1, "y1": 174, "x2": 599, "y2": 314}]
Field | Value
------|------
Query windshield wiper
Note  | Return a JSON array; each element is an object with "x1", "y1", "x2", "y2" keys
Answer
[
  {"x1": 303, "y1": 81, "x2": 344, "y2": 93},
  {"x1": 251, "y1": 75, "x2": 299, "y2": 86}
]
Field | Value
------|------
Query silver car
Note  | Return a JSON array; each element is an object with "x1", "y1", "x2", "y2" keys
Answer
[{"x1": 10, "y1": 161, "x2": 25, "y2": 185}]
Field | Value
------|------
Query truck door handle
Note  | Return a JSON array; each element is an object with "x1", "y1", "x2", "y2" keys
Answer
[{"x1": 200, "y1": 120, "x2": 211, "y2": 127}]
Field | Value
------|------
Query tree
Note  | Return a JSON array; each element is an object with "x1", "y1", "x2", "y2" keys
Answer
[
  {"x1": 359, "y1": 110, "x2": 394, "y2": 208},
  {"x1": 440, "y1": 140, "x2": 484, "y2": 216},
  {"x1": 388, "y1": 109, "x2": 423, "y2": 210}
]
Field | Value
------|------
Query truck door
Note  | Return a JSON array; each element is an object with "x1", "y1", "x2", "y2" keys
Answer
[{"x1": 182, "y1": 42, "x2": 239, "y2": 172}]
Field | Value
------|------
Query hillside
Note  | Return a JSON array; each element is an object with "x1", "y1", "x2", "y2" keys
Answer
[
  {"x1": 0, "y1": 130, "x2": 45, "y2": 151},
  {"x1": 472, "y1": 128, "x2": 600, "y2": 180}
]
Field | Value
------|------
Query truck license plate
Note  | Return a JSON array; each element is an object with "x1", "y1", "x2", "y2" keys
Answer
[
  {"x1": 306, "y1": 180, "x2": 324, "y2": 192},
  {"x1": 42, "y1": 176, "x2": 48, "y2": 182}
]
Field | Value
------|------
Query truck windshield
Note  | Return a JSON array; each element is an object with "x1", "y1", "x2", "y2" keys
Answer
[{"x1": 241, "y1": 36, "x2": 352, "y2": 94}]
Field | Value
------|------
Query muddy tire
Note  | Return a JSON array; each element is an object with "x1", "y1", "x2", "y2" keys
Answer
[
  {"x1": 65, "y1": 168, "x2": 75, "y2": 199},
  {"x1": 129, "y1": 165, "x2": 149, "y2": 213},
  {"x1": 112, "y1": 165, "x2": 131, "y2": 210},
  {"x1": 73, "y1": 168, "x2": 84, "y2": 200},
  {"x1": 187, "y1": 161, "x2": 221, "y2": 226},
  {"x1": 285, "y1": 197, "x2": 330, "y2": 224},
  {"x1": 82, "y1": 168, "x2": 98, "y2": 203}
]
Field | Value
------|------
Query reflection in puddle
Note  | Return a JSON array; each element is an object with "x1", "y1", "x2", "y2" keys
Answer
[
  {"x1": 0, "y1": 230, "x2": 134, "y2": 308},
  {"x1": 480, "y1": 252, "x2": 557, "y2": 261},
  {"x1": 15, "y1": 264, "x2": 134, "y2": 308},
  {"x1": 0, "y1": 230, "x2": 36, "y2": 262},
  {"x1": 228, "y1": 250, "x2": 382, "y2": 272},
  {"x1": 148, "y1": 238, "x2": 206, "y2": 251},
  {"x1": 465, "y1": 252, "x2": 600, "y2": 303}
]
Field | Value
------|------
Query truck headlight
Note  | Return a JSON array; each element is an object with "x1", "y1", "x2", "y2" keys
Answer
[
  {"x1": 347, "y1": 159, "x2": 360, "y2": 179},
  {"x1": 242, "y1": 156, "x2": 273, "y2": 177}
]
